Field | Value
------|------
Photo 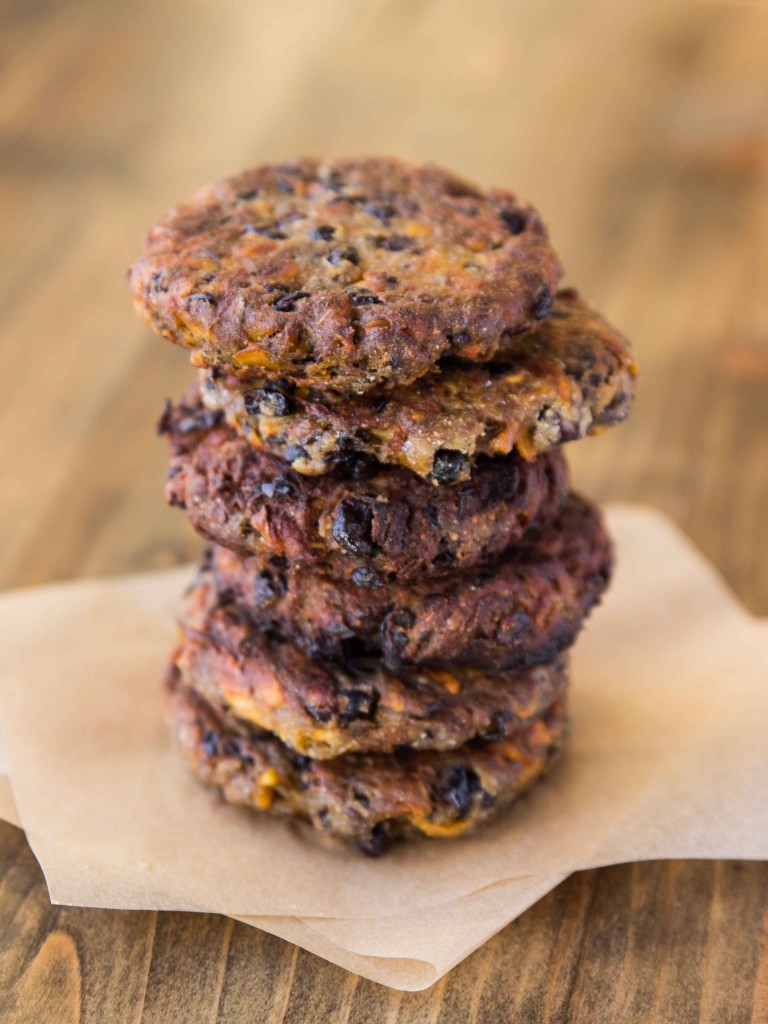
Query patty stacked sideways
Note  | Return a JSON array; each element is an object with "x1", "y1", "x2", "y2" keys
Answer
[{"x1": 130, "y1": 157, "x2": 637, "y2": 854}]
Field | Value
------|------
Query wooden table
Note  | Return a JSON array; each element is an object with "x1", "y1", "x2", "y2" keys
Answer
[{"x1": 1, "y1": 0, "x2": 767, "y2": 1019}]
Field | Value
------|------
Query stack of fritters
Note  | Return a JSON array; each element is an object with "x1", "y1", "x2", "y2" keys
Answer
[{"x1": 130, "y1": 158, "x2": 637, "y2": 854}]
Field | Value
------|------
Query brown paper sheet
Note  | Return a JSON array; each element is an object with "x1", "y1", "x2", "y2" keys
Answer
[{"x1": 0, "y1": 506, "x2": 766, "y2": 988}]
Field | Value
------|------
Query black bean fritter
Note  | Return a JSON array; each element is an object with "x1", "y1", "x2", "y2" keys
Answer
[
  {"x1": 200, "y1": 289, "x2": 637, "y2": 481},
  {"x1": 175, "y1": 568, "x2": 570, "y2": 758},
  {"x1": 166, "y1": 670, "x2": 567, "y2": 851},
  {"x1": 130, "y1": 157, "x2": 562, "y2": 396},
  {"x1": 160, "y1": 391, "x2": 568, "y2": 582},
  {"x1": 209, "y1": 492, "x2": 612, "y2": 673}
]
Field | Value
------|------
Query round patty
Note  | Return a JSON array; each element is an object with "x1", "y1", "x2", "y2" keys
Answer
[
  {"x1": 130, "y1": 157, "x2": 562, "y2": 396},
  {"x1": 166, "y1": 671, "x2": 567, "y2": 853},
  {"x1": 209, "y1": 493, "x2": 612, "y2": 673},
  {"x1": 200, "y1": 289, "x2": 637, "y2": 481},
  {"x1": 160, "y1": 392, "x2": 568, "y2": 582},
  {"x1": 174, "y1": 569, "x2": 569, "y2": 758}
]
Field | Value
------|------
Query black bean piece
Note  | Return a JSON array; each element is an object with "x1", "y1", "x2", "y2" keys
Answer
[
  {"x1": 284, "y1": 443, "x2": 309, "y2": 464},
  {"x1": 375, "y1": 234, "x2": 413, "y2": 252},
  {"x1": 272, "y1": 475, "x2": 298, "y2": 498},
  {"x1": 500, "y1": 209, "x2": 526, "y2": 233},
  {"x1": 338, "y1": 452, "x2": 379, "y2": 481},
  {"x1": 389, "y1": 610, "x2": 416, "y2": 631},
  {"x1": 243, "y1": 382, "x2": 296, "y2": 417},
  {"x1": 187, "y1": 291, "x2": 217, "y2": 307},
  {"x1": 534, "y1": 286, "x2": 553, "y2": 320},
  {"x1": 309, "y1": 224, "x2": 336, "y2": 240},
  {"x1": 357, "y1": 822, "x2": 393, "y2": 857},
  {"x1": 332, "y1": 499, "x2": 375, "y2": 555},
  {"x1": 338, "y1": 688, "x2": 380, "y2": 724},
  {"x1": 384, "y1": 609, "x2": 415, "y2": 650},
  {"x1": 431, "y1": 449, "x2": 468, "y2": 484},
  {"x1": 450, "y1": 330, "x2": 472, "y2": 347},
  {"x1": 371, "y1": 396, "x2": 389, "y2": 414},
  {"x1": 242, "y1": 224, "x2": 288, "y2": 239},
  {"x1": 480, "y1": 710, "x2": 511, "y2": 742},
  {"x1": 272, "y1": 291, "x2": 310, "y2": 312},
  {"x1": 444, "y1": 766, "x2": 481, "y2": 819},
  {"x1": 176, "y1": 409, "x2": 223, "y2": 435},
  {"x1": 422, "y1": 502, "x2": 440, "y2": 529},
  {"x1": 432, "y1": 548, "x2": 456, "y2": 571},
  {"x1": 364, "y1": 200, "x2": 396, "y2": 221},
  {"x1": 149, "y1": 271, "x2": 169, "y2": 294},
  {"x1": 457, "y1": 482, "x2": 475, "y2": 520},
  {"x1": 351, "y1": 566, "x2": 385, "y2": 589},
  {"x1": 350, "y1": 290, "x2": 383, "y2": 306},
  {"x1": 252, "y1": 572, "x2": 279, "y2": 608},
  {"x1": 327, "y1": 245, "x2": 360, "y2": 265},
  {"x1": 305, "y1": 705, "x2": 334, "y2": 725},
  {"x1": 236, "y1": 189, "x2": 258, "y2": 202},
  {"x1": 201, "y1": 731, "x2": 219, "y2": 757}
]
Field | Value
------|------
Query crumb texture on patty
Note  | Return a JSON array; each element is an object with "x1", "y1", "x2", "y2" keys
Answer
[
  {"x1": 200, "y1": 289, "x2": 637, "y2": 480},
  {"x1": 166, "y1": 671, "x2": 567, "y2": 852},
  {"x1": 161, "y1": 392, "x2": 569, "y2": 581},
  {"x1": 130, "y1": 157, "x2": 563, "y2": 395},
  {"x1": 174, "y1": 566, "x2": 570, "y2": 758},
  {"x1": 207, "y1": 492, "x2": 613, "y2": 672}
]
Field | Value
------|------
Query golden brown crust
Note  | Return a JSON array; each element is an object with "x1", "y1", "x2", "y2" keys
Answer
[
  {"x1": 208, "y1": 493, "x2": 612, "y2": 672},
  {"x1": 160, "y1": 391, "x2": 569, "y2": 581},
  {"x1": 130, "y1": 157, "x2": 562, "y2": 396},
  {"x1": 201, "y1": 289, "x2": 637, "y2": 481},
  {"x1": 166, "y1": 671, "x2": 567, "y2": 851}
]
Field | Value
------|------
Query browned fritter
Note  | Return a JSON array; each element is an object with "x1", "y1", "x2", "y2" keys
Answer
[
  {"x1": 130, "y1": 157, "x2": 562, "y2": 396},
  {"x1": 166, "y1": 670, "x2": 567, "y2": 852},
  {"x1": 208, "y1": 493, "x2": 612, "y2": 673},
  {"x1": 200, "y1": 289, "x2": 637, "y2": 481},
  {"x1": 160, "y1": 391, "x2": 568, "y2": 582},
  {"x1": 174, "y1": 568, "x2": 569, "y2": 757}
]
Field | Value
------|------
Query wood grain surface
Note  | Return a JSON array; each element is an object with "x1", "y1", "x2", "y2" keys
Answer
[{"x1": 1, "y1": 0, "x2": 767, "y2": 1020}]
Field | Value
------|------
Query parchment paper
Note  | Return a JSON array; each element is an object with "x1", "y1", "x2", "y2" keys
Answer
[
  {"x1": 0, "y1": 505, "x2": 766, "y2": 989},
  {"x1": 0, "y1": 757, "x2": 564, "y2": 989}
]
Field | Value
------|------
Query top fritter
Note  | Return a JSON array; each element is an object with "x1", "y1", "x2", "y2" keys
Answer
[{"x1": 129, "y1": 157, "x2": 562, "y2": 395}]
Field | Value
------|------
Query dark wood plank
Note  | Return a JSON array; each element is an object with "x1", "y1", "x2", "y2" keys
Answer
[{"x1": 2, "y1": 824, "x2": 767, "y2": 1022}]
